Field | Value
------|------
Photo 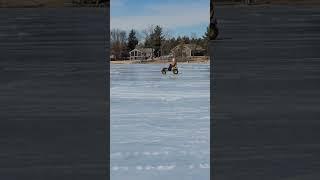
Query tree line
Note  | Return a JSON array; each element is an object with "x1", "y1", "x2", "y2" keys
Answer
[{"x1": 110, "y1": 25, "x2": 213, "y2": 60}]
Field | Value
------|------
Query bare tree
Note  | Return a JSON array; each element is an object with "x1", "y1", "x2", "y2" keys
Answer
[
  {"x1": 110, "y1": 28, "x2": 127, "y2": 60},
  {"x1": 190, "y1": 32, "x2": 198, "y2": 57},
  {"x1": 191, "y1": 32, "x2": 197, "y2": 41},
  {"x1": 160, "y1": 28, "x2": 173, "y2": 58},
  {"x1": 141, "y1": 25, "x2": 156, "y2": 60},
  {"x1": 172, "y1": 40, "x2": 186, "y2": 62},
  {"x1": 141, "y1": 25, "x2": 155, "y2": 46},
  {"x1": 119, "y1": 31, "x2": 127, "y2": 45}
]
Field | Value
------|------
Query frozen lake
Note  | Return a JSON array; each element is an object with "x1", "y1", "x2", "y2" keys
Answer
[{"x1": 111, "y1": 64, "x2": 210, "y2": 180}]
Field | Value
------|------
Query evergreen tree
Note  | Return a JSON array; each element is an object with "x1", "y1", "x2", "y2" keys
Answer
[
  {"x1": 176, "y1": 36, "x2": 182, "y2": 43},
  {"x1": 127, "y1": 29, "x2": 139, "y2": 51},
  {"x1": 182, "y1": 36, "x2": 190, "y2": 44},
  {"x1": 152, "y1": 25, "x2": 164, "y2": 57},
  {"x1": 203, "y1": 25, "x2": 213, "y2": 42},
  {"x1": 202, "y1": 25, "x2": 214, "y2": 52}
]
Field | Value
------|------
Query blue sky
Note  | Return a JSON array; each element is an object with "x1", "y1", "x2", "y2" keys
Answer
[{"x1": 111, "y1": 0, "x2": 209, "y2": 39}]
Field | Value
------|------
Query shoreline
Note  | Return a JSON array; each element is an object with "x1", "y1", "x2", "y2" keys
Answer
[{"x1": 110, "y1": 59, "x2": 210, "y2": 64}]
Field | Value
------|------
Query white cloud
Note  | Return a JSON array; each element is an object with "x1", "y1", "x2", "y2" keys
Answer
[{"x1": 110, "y1": 3, "x2": 209, "y2": 32}]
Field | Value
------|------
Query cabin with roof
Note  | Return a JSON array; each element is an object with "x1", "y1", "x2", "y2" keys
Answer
[
  {"x1": 171, "y1": 44, "x2": 206, "y2": 58},
  {"x1": 129, "y1": 48, "x2": 154, "y2": 60}
]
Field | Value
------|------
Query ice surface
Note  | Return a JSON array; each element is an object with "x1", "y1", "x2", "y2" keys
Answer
[{"x1": 111, "y1": 64, "x2": 210, "y2": 180}]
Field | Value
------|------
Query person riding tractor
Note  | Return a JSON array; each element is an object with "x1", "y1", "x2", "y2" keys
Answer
[
  {"x1": 161, "y1": 57, "x2": 178, "y2": 75},
  {"x1": 167, "y1": 57, "x2": 177, "y2": 71}
]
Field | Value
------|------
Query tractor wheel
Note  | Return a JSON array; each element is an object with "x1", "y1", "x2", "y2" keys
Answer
[
  {"x1": 173, "y1": 69, "x2": 178, "y2": 74},
  {"x1": 161, "y1": 68, "x2": 167, "y2": 75}
]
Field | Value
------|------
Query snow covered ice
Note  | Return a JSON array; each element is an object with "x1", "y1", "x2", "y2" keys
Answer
[{"x1": 111, "y1": 64, "x2": 210, "y2": 180}]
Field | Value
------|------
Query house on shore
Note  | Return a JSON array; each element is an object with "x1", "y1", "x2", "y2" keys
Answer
[
  {"x1": 129, "y1": 48, "x2": 154, "y2": 60},
  {"x1": 110, "y1": 54, "x2": 116, "y2": 61},
  {"x1": 171, "y1": 44, "x2": 206, "y2": 58}
]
